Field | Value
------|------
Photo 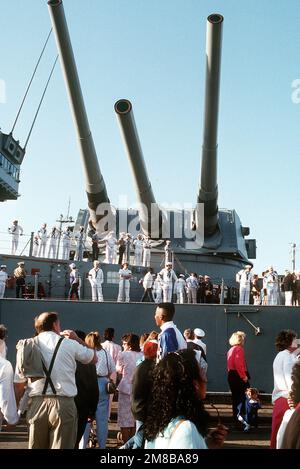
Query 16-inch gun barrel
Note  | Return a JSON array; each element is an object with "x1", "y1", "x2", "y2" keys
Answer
[
  {"x1": 48, "y1": 0, "x2": 110, "y2": 227},
  {"x1": 115, "y1": 99, "x2": 157, "y2": 236},
  {"x1": 197, "y1": 14, "x2": 223, "y2": 236}
]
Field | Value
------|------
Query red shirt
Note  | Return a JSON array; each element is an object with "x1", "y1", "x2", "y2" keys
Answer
[{"x1": 227, "y1": 345, "x2": 247, "y2": 380}]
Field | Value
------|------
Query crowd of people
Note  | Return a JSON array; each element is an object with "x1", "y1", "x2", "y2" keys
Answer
[
  {"x1": 0, "y1": 305, "x2": 230, "y2": 450},
  {"x1": 1, "y1": 306, "x2": 300, "y2": 450},
  {"x1": 6, "y1": 220, "x2": 154, "y2": 265}
]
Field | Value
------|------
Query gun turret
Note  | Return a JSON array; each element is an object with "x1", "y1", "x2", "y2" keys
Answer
[
  {"x1": 196, "y1": 14, "x2": 223, "y2": 237},
  {"x1": 115, "y1": 99, "x2": 159, "y2": 237},
  {"x1": 48, "y1": 0, "x2": 111, "y2": 229}
]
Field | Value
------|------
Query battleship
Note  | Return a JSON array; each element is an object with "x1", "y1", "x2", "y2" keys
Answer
[{"x1": 0, "y1": 0, "x2": 299, "y2": 393}]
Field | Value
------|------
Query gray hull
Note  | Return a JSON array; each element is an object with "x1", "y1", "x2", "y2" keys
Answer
[{"x1": 1, "y1": 296, "x2": 299, "y2": 393}]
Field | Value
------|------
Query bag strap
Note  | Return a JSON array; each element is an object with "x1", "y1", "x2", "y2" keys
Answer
[
  {"x1": 41, "y1": 337, "x2": 64, "y2": 395},
  {"x1": 103, "y1": 349, "x2": 110, "y2": 377}
]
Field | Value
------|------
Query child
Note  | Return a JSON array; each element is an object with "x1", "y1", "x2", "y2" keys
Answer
[{"x1": 238, "y1": 387, "x2": 261, "y2": 432}]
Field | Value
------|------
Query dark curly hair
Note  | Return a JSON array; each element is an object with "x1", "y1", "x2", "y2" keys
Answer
[
  {"x1": 290, "y1": 361, "x2": 300, "y2": 405},
  {"x1": 144, "y1": 348, "x2": 209, "y2": 441},
  {"x1": 275, "y1": 329, "x2": 297, "y2": 351}
]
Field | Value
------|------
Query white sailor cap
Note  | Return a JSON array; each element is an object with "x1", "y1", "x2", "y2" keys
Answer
[
  {"x1": 69, "y1": 263, "x2": 76, "y2": 269},
  {"x1": 194, "y1": 328, "x2": 205, "y2": 338},
  {"x1": 0, "y1": 265, "x2": 7, "y2": 269}
]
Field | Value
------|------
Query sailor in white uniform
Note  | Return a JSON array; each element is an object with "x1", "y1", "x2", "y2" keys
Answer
[
  {"x1": 37, "y1": 223, "x2": 48, "y2": 258},
  {"x1": 0, "y1": 265, "x2": 8, "y2": 299},
  {"x1": 236, "y1": 265, "x2": 253, "y2": 305},
  {"x1": 153, "y1": 274, "x2": 163, "y2": 303},
  {"x1": 88, "y1": 260, "x2": 104, "y2": 302},
  {"x1": 142, "y1": 236, "x2": 152, "y2": 267},
  {"x1": 186, "y1": 273, "x2": 199, "y2": 304},
  {"x1": 176, "y1": 274, "x2": 186, "y2": 304},
  {"x1": 105, "y1": 231, "x2": 118, "y2": 264},
  {"x1": 8, "y1": 220, "x2": 23, "y2": 255},
  {"x1": 159, "y1": 262, "x2": 178, "y2": 303},
  {"x1": 117, "y1": 262, "x2": 132, "y2": 302},
  {"x1": 47, "y1": 227, "x2": 59, "y2": 259},
  {"x1": 265, "y1": 266, "x2": 279, "y2": 305},
  {"x1": 75, "y1": 226, "x2": 85, "y2": 261},
  {"x1": 164, "y1": 240, "x2": 172, "y2": 265},
  {"x1": 32, "y1": 235, "x2": 39, "y2": 257},
  {"x1": 61, "y1": 227, "x2": 72, "y2": 260},
  {"x1": 133, "y1": 234, "x2": 143, "y2": 266}
]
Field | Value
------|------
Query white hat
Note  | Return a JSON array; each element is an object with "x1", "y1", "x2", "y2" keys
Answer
[
  {"x1": 0, "y1": 265, "x2": 6, "y2": 269},
  {"x1": 179, "y1": 274, "x2": 185, "y2": 278},
  {"x1": 194, "y1": 328, "x2": 205, "y2": 338},
  {"x1": 17, "y1": 261, "x2": 25, "y2": 266},
  {"x1": 69, "y1": 263, "x2": 76, "y2": 269}
]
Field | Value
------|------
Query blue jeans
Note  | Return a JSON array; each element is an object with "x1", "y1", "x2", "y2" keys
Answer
[{"x1": 80, "y1": 377, "x2": 109, "y2": 449}]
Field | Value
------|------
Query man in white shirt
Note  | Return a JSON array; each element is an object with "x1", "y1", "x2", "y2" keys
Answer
[
  {"x1": 236, "y1": 265, "x2": 253, "y2": 305},
  {"x1": 37, "y1": 223, "x2": 48, "y2": 258},
  {"x1": 88, "y1": 260, "x2": 104, "y2": 301},
  {"x1": 0, "y1": 265, "x2": 8, "y2": 299},
  {"x1": 8, "y1": 220, "x2": 23, "y2": 255},
  {"x1": 266, "y1": 266, "x2": 279, "y2": 306},
  {"x1": 14, "y1": 311, "x2": 96, "y2": 449},
  {"x1": 159, "y1": 262, "x2": 178, "y2": 303},
  {"x1": 117, "y1": 262, "x2": 132, "y2": 302}
]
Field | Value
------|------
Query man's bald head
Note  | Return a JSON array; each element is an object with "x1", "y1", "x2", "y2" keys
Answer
[{"x1": 34, "y1": 312, "x2": 60, "y2": 334}]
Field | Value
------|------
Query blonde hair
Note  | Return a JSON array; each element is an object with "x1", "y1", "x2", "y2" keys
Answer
[
  {"x1": 229, "y1": 331, "x2": 246, "y2": 346},
  {"x1": 85, "y1": 331, "x2": 102, "y2": 350}
]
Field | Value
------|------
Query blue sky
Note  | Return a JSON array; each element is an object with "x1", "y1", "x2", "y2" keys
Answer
[{"x1": 0, "y1": 0, "x2": 299, "y2": 275}]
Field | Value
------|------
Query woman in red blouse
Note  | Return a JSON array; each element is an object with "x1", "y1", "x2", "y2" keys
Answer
[{"x1": 227, "y1": 331, "x2": 250, "y2": 427}]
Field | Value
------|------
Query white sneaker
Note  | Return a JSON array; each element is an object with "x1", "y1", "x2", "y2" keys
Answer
[{"x1": 244, "y1": 423, "x2": 250, "y2": 432}]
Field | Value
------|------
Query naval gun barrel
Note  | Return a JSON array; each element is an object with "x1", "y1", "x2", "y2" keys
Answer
[
  {"x1": 48, "y1": 0, "x2": 110, "y2": 226},
  {"x1": 197, "y1": 14, "x2": 223, "y2": 236},
  {"x1": 115, "y1": 99, "x2": 157, "y2": 236}
]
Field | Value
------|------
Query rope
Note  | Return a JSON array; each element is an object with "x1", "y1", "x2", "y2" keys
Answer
[
  {"x1": 24, "y1": 55, "x2": 59, "y2": 150},
  {"x1": 11, "y1": 29, "x2": 52, "y2": 134}
]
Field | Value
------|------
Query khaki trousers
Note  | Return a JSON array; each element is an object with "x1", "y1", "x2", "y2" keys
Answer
[{"x1": 26, "y1": 395, "x2": 77, "y2": 449}]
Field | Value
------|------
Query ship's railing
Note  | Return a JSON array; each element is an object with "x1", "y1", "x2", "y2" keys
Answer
[{"x1": 4, "y1": 271, "x2": 145, "y2": 301}]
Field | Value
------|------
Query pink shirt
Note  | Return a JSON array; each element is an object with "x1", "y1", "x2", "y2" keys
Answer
[
  {"x1": 101, "y1": 340, "x2": 122, "y2": 364},
  {"x1": 116, "y1": 350, "x2": 143, "y2": 395},
  {"x1": 227, "y1": 345, "x2": 247, "y2": 380}
]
